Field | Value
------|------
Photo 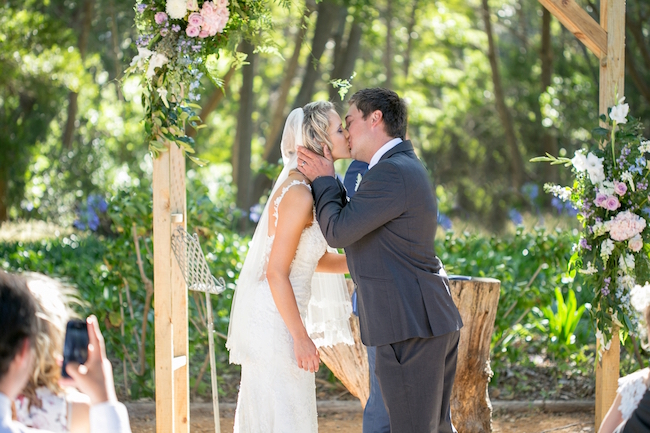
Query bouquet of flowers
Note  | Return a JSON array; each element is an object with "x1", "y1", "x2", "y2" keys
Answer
[
  {"x1": 127, "y1": 0, "x2": 269, "y2": 163},
  {"x1": 533, "y1": 99, "x2": 650, "y2": 352}
]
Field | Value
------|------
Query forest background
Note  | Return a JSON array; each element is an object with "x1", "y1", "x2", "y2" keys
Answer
[{"x1": 2, "y1": 0, "x2": 650, "y2": 401}]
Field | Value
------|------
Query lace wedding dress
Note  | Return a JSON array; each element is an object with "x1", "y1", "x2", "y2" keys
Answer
[
  {"x1": 226, "y1": 107, "x2": 353, "y2": 433},
  {"x1": 613, "y1": 367, "x2": 650, "y2": 433}
]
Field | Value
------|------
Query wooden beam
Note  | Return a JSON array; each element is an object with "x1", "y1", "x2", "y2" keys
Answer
[
  {"x1": 170, "y1": 144, "x2": 190, "y2": 433},
  {"x1": 537, "y1": 0, "x2": 607, "y2": 58},
  {"x1": 595, "y1": 0, "x2": 625, "y2": 428},
  {"x1": 153, "y1": 148, "x2": 174, "y2": 433}
]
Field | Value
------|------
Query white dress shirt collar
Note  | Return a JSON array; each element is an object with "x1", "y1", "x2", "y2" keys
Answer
[{"x1": 368, "y1": 137, "x2": 403, "y2": 170}]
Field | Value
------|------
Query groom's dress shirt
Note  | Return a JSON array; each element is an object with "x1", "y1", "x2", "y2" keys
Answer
[
  {"x1": 0, "y1": 393, "x2": 132, "y2": 433},
  {"x1": 311, "y1": 140, "x2": 463, "y2": 347},
  {"x1": 368, "y1": 138, "x2": 402, "y2": 169}
]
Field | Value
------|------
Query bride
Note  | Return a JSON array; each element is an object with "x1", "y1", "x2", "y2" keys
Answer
[{"x1": 226, "y1": 101, "x2": 354, "y2": 432}]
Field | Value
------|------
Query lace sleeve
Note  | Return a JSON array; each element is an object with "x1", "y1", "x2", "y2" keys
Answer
[{"x1": 618, "y1": 368, "x2": 650, "y2": 421}]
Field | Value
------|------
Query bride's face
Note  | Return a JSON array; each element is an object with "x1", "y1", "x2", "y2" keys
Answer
[{"x1": 327, "y1": 110, "x2": 351, "y2": 161}]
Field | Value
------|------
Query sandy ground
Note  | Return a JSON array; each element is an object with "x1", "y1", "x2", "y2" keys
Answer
[{"x1": 127, "y1": 403, "x2": 596, "y2": 433}]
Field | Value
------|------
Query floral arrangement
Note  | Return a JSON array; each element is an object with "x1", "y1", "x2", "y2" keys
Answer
[
  {"x1": 127, "y1": 0, "x2": 270, "y2": 163},
  {"x1": 533, "y1": 98, "x2": 650, "y2": 352}
]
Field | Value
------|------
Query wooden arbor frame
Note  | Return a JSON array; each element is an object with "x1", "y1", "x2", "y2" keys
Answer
[
  {"x1": 151, "y1": 0, "x2": 626, "y2": 431},
  {"x1": 536, "y1": 0, "x2": 625, "y2": 428}
]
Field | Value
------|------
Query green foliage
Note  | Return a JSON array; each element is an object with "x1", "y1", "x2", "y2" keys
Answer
[{"x1": 533, "y1": 287, "x2": 586, "y2": 359}]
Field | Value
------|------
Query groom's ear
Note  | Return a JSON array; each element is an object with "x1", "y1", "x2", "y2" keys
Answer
[{"x1": 370, "y1": 110, "x2": 383, "y2": 128}]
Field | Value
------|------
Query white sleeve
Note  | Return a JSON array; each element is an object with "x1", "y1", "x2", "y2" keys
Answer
[{"x1": 89, "y1": 402, "x2": 132, "y2": 433}]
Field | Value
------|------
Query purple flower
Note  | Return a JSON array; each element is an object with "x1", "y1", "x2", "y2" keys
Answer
[
  {"x1": 136, "y1": 3, "x2": 147, "y2": 13},
  {"x1": 509, "y1": 209, "x2": 523, "y2": 225},
  {"x1": 579, "y1": 238, "x2": 592, "y2": 250},
  {"x1": 614, "y1": 181, "x2": 627, "y2": 196},
  {"x1": 601, "y1": 287, "x2": 610, "y2": 296},
  {"x1": 155, "y1": 12, "x2": 168, "y2": 24},
  {"x1": 172, "y1": 24, "x2": 181, "y2": 32},
  {"x1": 605, "y1": 196, "x2": 621, "y2": 211},
  {"x1": 437, "y1": 213, "x2": 453, "y2": 231},
  {"x1": 638, "y1": 182, "x2": 647, "y2": 191},
  {"x1": 594, "y1": 193, "x2": 608, "y2": 207}
]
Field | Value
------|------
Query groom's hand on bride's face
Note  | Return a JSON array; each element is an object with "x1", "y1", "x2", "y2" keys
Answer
[{"x1": 297, "y1": 146, "x2": 335, "y2": 181}]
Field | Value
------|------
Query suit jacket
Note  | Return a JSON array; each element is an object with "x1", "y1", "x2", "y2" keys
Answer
[
  {"x1": 623, "y1": 386, "x2": 650, "y2": 432},
  {"x1": 311, "y1": 140, "x2": 463, "y2": 346}
]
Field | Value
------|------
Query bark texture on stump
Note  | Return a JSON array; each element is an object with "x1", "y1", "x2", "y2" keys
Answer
[
  {"x1": 320, "y1": 277, "x2": 500, "y2": 430},
  {"x1": 319, "y1": 280, "x2": 369, "y2": 407},
  {"x1": 450, "y1": 277, "x2": 501, "y2": 433}
]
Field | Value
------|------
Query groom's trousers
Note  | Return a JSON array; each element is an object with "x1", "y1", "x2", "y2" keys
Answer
[{"x1": 375, "y1": 331, "x2": 460, "y2": 433}]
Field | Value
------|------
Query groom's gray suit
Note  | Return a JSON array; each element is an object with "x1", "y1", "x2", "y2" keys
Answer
[{"x1": 312, "y1": 140, "x2": 463, "y2": 432}]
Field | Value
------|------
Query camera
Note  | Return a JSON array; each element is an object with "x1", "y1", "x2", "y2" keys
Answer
[{"x1": 61, "y1": 319, "x2": 89, "y2": 379}]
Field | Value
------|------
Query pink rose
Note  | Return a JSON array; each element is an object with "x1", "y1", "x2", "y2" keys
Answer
[
  {"x1": 186, "y1": 0, "x2": 199, "y2": 11},
  {"x1": 605, "y1": 196, "x2": 621, "y2": 211},
  {"x1": 614, "y1": 181, "x2": 627, "y2": 196},
  {"x1": 186, "y1": 25, "x2": 200, "y2": 37},
  {"x1": 155, "y1": 12, "x2": 168, "y2": 24},
  {"x1": 215, "y1": 0, "x2": 228, "y2": 8},
  {"x1": 629, "y1": 234, "x2": 644, "y2": 252},
  {"x1": 594, "y1": 193, "x2": 608, "y2": 208},
  {"x1": 199, "y1": 29, "x2": 210, "y2": 38},
  {"x1": 188, "y1": 12, "x2": 203, "y2": 26}
]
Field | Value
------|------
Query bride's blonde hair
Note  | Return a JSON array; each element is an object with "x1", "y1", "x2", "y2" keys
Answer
[{"x1": 302, "y1": 101, "x2": 335, "y2": 157}]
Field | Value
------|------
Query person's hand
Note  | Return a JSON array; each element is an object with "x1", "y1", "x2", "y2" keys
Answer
[
  {"x1": 297, "y1": 145, "x2": 335, "y2": 181},
  {"x1": 62, "y1": 315, "x2": 117, "y2": 405},
  {"x1": 293, "y1": 334, "x2": 320, "y2": 373}
]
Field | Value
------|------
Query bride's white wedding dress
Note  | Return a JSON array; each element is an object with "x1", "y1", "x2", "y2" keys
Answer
[
  {"x1": 233, "y1": 180, "x2": 327, "y2": 433},
  {"x1": 226, "y1": 107, "x2": 353, "y2": 433}
]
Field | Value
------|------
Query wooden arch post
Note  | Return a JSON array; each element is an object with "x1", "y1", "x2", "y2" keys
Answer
[
  {"x1": 534, "y1": 0, "x2": 625, "y2": 428},
  {"x1": 153, "y1": 144, "x2": 190, "y2": 433}
]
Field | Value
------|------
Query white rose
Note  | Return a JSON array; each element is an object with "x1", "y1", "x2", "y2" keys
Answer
[
  {"x1": 629, "y1": 234, "x2": 644, "y2": 252},
  {"x1": 146, "y1": 53, "x2": 169, "y2": 78},
  {"x1": 610, "y1": 97, "x2": 629, "y2": 124},
  {"x1": 166, "y1": 0, "x2": 187, "y2": 19},
  {"x1": 130, "y1": 47, "x2": 153, "y2": 69}
]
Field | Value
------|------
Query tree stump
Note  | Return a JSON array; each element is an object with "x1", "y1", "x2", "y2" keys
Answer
[
  {"x1": 450, "y1": 277, "x2": 501, "y2": 433},
  {"x1": 320, "y1": 277, "x2": 501, "y2": 431},
  {"x1": 319, "y1": 280, "x2": 369, "y2": 407}
]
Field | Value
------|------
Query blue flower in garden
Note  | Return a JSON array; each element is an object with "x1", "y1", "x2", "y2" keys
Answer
[
  {"x1": 73, "y1": 194, "x2": 108, "y2": 232},
  {"x1": 522, "y1": 183, "x2": 539, "y2": 201},
  {"x1": 630, "y1": 165, "x2": 644, "y2": 175},
  {"x1": 249, "y1": 204, "x2": 262, "y2": 223},
  {"x1": 437, "y1": 213, "x2": 452, "y2": 231},
  {"x1": 508, "y1": 209, "x2": 523, "y2": 226},
  {"x1": 551, "y1": 197, "x2": 564, "y2": 214},
  {"x1": 564, "y1": 202, "x2": 578, "y2": 217}
]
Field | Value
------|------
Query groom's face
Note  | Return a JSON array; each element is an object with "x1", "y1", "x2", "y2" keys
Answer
[{"x1": 344, "y1": 104, "x2": 373, "y2": 163}]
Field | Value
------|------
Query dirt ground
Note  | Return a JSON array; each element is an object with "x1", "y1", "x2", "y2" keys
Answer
[{"x1": 128, "y1": 405, "x2": 596, "y2": 433}]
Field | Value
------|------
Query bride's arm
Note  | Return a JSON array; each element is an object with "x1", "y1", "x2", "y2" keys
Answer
[
  {"x1": 599, "y1": 393, "x2": 624, "y2": 433},
  {"x1": 315, "y1": 252, "x2": 348, "y2": 273},
  {"x1": 266, "y1": 186, "x2": 321, "y2": 373}
]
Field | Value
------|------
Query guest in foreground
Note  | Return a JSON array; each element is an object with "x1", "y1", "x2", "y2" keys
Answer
[{"x1": 0, "y1": 270, "x2": 131, "y2": 433}]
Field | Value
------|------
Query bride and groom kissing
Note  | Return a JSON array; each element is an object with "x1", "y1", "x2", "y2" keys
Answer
[{"x1": 226, "y1": 88, "x2": 464, "y2": 433}]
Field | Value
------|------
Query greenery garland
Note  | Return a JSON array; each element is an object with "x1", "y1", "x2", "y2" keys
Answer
[{"x1": 127, "y1": 0, "x2": 273, "y2": 164}]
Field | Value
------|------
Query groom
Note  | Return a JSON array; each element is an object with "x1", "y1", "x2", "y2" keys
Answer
[{"x1": 297, "y1": 88, "x2": 463, "y2": 432}]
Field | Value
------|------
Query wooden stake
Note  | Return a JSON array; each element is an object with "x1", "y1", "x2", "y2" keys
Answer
[
  {"x1": 154, "y1": 148, "x2": 174, "y2": 433},
  {"x1": 596, "y1": 330, "x2": 620, "y2": 429},
  {"x1": 170, "y1": 145, "x2": 190, "y2": 433}
]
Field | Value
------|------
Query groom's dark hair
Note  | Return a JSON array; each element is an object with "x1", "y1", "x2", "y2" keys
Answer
[{"x1": 349, "y1": 88, "x2": 407, "y2": 139}]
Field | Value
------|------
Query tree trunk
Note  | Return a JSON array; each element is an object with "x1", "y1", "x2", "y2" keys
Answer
[
  {"x1": 540, "y1": 8, "x2": 558, "y2": 183},
  {"x1": 403, "y1": 0, "x2": 420, "y2": 77},
  {"x1": 328, "y1": 17, "x2": 363, "y2": 103},
  {"x1": 263, "y1": 6, "x2": 314, "y2": 160},
  {"x1": 450, "y1": 278, "x2": 501, "y2": 433},
  {"x1": 318, "y1": 280, "x2": 369, "y2": 407},
  {"x1": 109, "y1": 0, "x2": 123, "y2": 101},
  {"x1": 0, "y1": 169, "x2": 7, "y2": 222},
  {"x1": 233, "y1": 41, "x2": 256, "y2": 213},
  {"x1": 626, "y1": 47, "x2": 650, "y2": 106},
  {"x1": 384, "y1": 1, "x2": 394, "y2": 89},
  {"x1": 187, "y1": 66, "x2": 236, "y2": 138},
  {"x1": 62, "y1": 0, "x2": 94, "y2": 149},
  {"x1": 626, "y1": 9, "x2": 650, "y2": 71},
  {"x1": 251, "y1": 0, "x2": 338, "y2": 204},
  {"x1": 481, "y1": 0, "x2": 525, "y2": 191},
  {"x1": 321, "y1": 278, "x2": 501, "y2": 432}
]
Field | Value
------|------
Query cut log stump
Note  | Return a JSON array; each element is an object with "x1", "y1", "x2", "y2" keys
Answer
[{"x1": 320, "y1": 277, "x2": 501, "y2": 432}]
